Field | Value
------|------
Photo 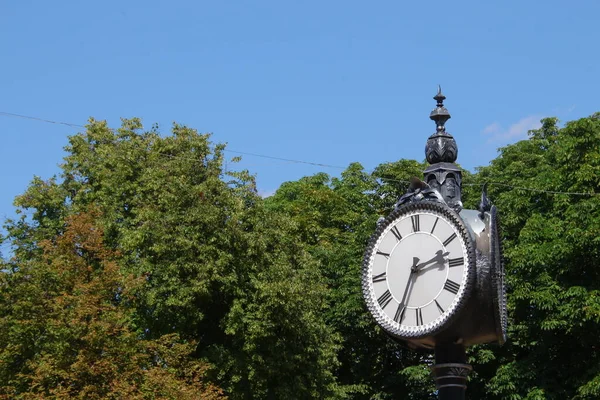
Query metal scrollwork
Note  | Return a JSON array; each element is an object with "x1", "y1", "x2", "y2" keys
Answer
[
  {"x1": 394, "y1": 177, "x2": 447, "y2": 209},
  {"x1": 478, "y1": 183, "x2": 492, "y2": 219}
]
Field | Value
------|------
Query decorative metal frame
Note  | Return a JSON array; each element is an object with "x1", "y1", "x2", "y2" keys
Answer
[{"x1": 490, "y1": 205, "x2": 508, "y2": 343}]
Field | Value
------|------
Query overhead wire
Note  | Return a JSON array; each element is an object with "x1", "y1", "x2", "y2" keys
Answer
[
  {"x1": 373, "y1": 178, "x2": 598, "y2": 197},
  {"x1": 1, "y1": 110, "x2": 598, "y2": 197},
  {"x1": 0, "y1": 111, "x2": 345, "y2": 170},
  {"x1": 0, "y1": 111, "x2": 85, "y2": 129},
  {"x1": 463, "y1": 182, "x2": 596, "y2": 197},
  {"x1": 225, "y1": 150, "x2": 345, "y2": 170}
]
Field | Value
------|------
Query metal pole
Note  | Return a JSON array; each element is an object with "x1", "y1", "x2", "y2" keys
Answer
[{"x1": 431, "y1": 343, "x2": 472, "y2": 400}]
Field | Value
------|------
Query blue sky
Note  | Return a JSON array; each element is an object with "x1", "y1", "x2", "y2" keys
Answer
[{"x1": 1, "y1": 1, "x2": 598, "y2": 225}]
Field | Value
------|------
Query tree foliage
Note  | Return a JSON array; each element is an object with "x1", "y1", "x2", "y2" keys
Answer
[
  {"x1": 0, "y1": 210, "x2": 225, "y2": 399},
  {"x1": 1, "y1": 119, "x2": 342, "y2": 399},
  {"x1": 1, "y1": 113, "x2": 600, "y2": 399},
  {"x1": 466, "y1": 114, "x2": 600, "y2": 399}
]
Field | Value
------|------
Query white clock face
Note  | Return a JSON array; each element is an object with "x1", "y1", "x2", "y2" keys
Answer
[{"x1": 363, "y1": 205, "x2": 472, "y2": 338}]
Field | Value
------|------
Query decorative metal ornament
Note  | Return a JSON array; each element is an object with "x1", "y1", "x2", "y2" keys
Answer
[
  {"x1": 478, "y1": 183, "x2": 492, "y2": 219},
  {"x1": 423, "y1": 164, "x2": 463, "y2": 212},
  {"x1": 431, "y1": 363, "x2": 473, "y2": 390},
  {"x1": 422, "y1": 87, "x2": 463, "y2": 212},
  {"x1": 426, "y1": 86, "x2": 458, "y2": 164},
  {"x1": 425, "y1": 136, "x2": 458, "y2": 165}
]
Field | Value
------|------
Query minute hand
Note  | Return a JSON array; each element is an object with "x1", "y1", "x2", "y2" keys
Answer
[{"x1": 399, "y1": 257, "x2": 419, "y2": 309}]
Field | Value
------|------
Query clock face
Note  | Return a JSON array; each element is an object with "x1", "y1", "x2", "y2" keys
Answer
[{"x1": 362, "y1": 202, "x2": 474, "y2": 339}]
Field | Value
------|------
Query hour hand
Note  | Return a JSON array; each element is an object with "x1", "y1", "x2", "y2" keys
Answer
[{"x1": 416, "y1": 250, "x2": 449, "y2": 271}]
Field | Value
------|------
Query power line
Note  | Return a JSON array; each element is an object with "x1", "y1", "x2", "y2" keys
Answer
[
  {"x1": 1, "y1": 111, "x2": 598, "y2": 197},
  {"x1": 463, "y1": 182, "x2": 597, "y2": 197},
  {"x1": 225, "y1": 150, "x2": 345, "y2": 169},
  {"x1": 375, "y1": 177, "x2": 598, "y2": 197},
  {"x1": 0, "y1": 111, "x2": 85, "y2": 129},
  {"x1": 0, "y1": 111, "x2": 345, "y2": 169}
]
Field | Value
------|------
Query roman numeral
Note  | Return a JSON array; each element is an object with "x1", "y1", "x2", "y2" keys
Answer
[
  {"x1": 448, "y1": 257, "x2": 464, "y2": 268},
  {"x1": 416, "y1": 308, "x2": 423, "y2": 326},
  {"x1": 377, "y1": 290, "x2": 393, "y2": 309},
  {"x1": 435, "y1": 300, "x2": 445, "y2": 314},
  {"x1": 411, "y1": 215, "x2": 420, "y2": 232},
  {"x1": 443, "y1": 233, "x2": 457, "y2": 247},
  {"x1": 431, "y1": 217, "x2": 439, "y2": 234},
  {"x1": 390, "y1": 226, "x2": 402, "y2": 241},
  {"x1": 443, "y1": 279, "x2": 460, "y2": 295},
  {"x1": 372, "y1": 272, "x2": 387, "y2": 283},
  {"x1": 376, "y1": 250, "x2": 390, "y2": 258},
  {"x1": 394, "y1": 304, "x2": 406, "y2": 323}
]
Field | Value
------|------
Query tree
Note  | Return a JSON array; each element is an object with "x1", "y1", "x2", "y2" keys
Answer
[
  {"x1": 2, "y1": 119, "x2": 344, "y2": 399},
  {"x1": 4, "y1": 112, "x2": 600, "y2": 399},
  {"x1": 0, "y1": 210, "x2": 225, "y2": 399},
  {"x1": 466, "y1": 114, "x2": 600, "y2": 399},
  {"x1": 266, "y1": 161, "x2": 440, "y2": 399}
]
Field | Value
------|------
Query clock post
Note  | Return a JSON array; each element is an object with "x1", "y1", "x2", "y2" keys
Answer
[
  {"x1": 426, "y1": 88, "x2": 470, "y2": 400},
  {"x1": 361, "y1": 88, "x2": 507, "y2": 400}
]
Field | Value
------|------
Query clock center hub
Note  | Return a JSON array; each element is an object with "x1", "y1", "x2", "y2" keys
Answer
[{"x1": 388, "y1": 232, "x2": 448, "y2": 308}]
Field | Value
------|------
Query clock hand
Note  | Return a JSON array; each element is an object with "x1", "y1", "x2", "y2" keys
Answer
[
  {"x1": 398, "y1": 258, "x2": 419, "y2": 313},
  {"x1": 399, "y1": 278, "x2": 413, "y2": 309},
  {"x1": 417, "y1": 262, "x2": 447, "y2": 274},
  {"x1": 410, "y1": 257, "x2": 420, "y2": 273},
  {"x1": 415, "y1": 251, "x2": 450, "y2": 271}
]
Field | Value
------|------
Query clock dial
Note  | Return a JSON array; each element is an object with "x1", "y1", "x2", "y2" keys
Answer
[{"x1": 363, "y1": 202, "x2": 474, "y2": 339}]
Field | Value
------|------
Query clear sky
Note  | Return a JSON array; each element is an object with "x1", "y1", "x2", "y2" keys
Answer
[{"x1": 1, "y1": 1, "x2": 598, "y2": 227}]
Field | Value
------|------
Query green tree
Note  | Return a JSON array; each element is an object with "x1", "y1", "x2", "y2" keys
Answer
[
  {"x1": 0, "y1": 210, "x2": 225, "y2": 399},
  {"x1": 2, "y1": 119, "x2": 344, "y2": 399},
  {"x1": 266, "y1": 161, "x2": 437, "y2": 399},
  {"x1": 466, "y1": 114, "x2": 600, "y2": 399},
  {"x1": 5, "y1": 112, "x2": 600, "y2": 400}
]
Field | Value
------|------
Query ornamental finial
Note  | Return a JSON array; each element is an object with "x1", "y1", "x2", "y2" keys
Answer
[
  {"x1": 425, "y1": 86, "x2": 458, "y2": 163},
  {"x1": 430, "y1": 85, "x2": 451, "y2": 134},
  {"x1": 423, "y1": 87, "x2": 462, "y2": 210},
  {"x1": 434, "y1": 85, "x2": 445, "y2": 105}
]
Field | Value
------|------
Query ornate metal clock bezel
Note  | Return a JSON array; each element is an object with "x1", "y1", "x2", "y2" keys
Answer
[
  {"x1": 362, "y1": 201, "x2": 476, "y2": 339},
  {"x1": 490, "y1": 205, "x2": 508, "y2": 344}
]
